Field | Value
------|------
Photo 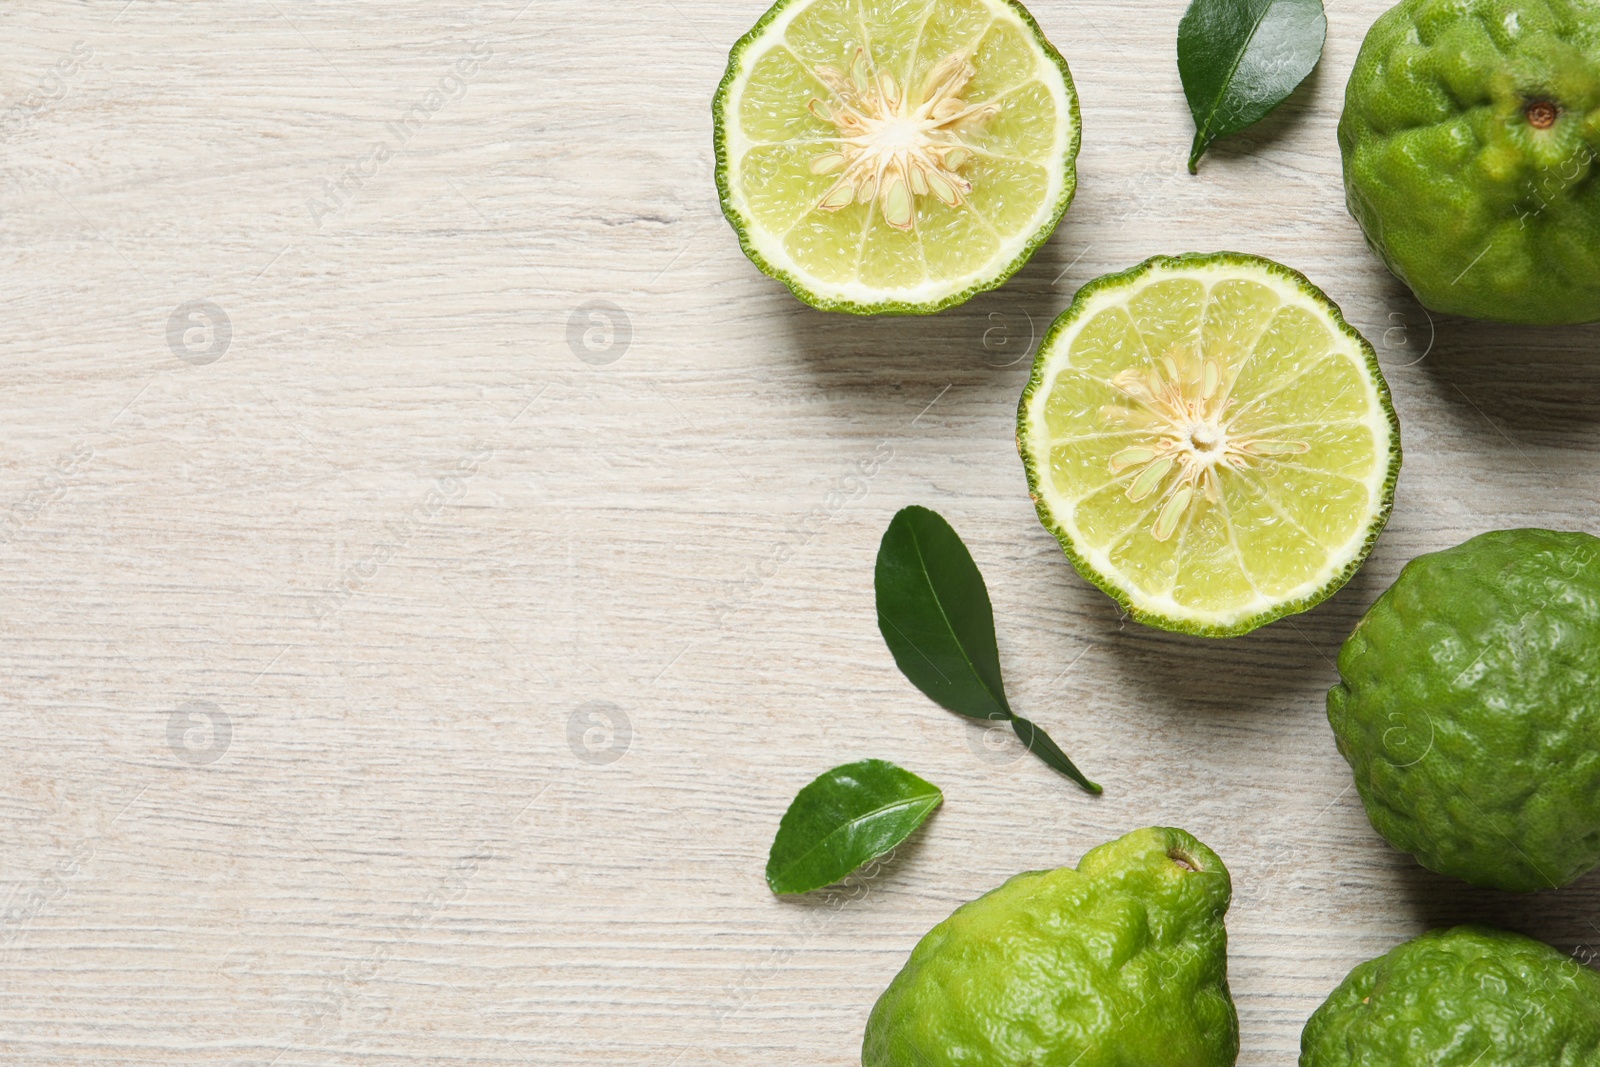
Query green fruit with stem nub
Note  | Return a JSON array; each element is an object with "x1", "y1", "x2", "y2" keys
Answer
[
  {"x1": 863, "y1": 827, "x2": 1238, "y2": 1067},
  {"x1": 1340, "y1": 0, "x2": 1600, "y2": 324}
]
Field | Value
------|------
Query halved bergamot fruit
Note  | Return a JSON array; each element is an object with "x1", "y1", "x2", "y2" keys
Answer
[
  {"x1": 1018, "y1": 253, "x2": 1401, "y2": 637},
  {"x1": 714, "y1": 0, "x2": 1080, "y2": 314}
]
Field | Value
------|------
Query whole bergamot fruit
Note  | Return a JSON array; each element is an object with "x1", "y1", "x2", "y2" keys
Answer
[
  {"x1": 862, "y1": 826, "x2": 1237, "y2": 1067},
  {"x1": 1339, "y1": 0, "x2": 1600, "y2": 325},
  {"x1": 1301, "y1": 925, "x2": 1600, "y2": 1066},
  {"x1": 1328, "y1": 528, "x2": 1600, "y2": 892}
]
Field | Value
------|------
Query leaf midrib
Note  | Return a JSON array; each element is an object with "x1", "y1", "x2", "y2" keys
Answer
[
  {"x1": 1195, "y1": 0, "x2": 1278, "y2": 144},
  {"x1": 770, "y1": 792, "x2": 940, "y2": 887},
  {"x1": 906, "y1": 518, "x2": 1011, "y2": 718}
]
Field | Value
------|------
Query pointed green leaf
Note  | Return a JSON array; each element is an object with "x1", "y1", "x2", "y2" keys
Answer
[
  {"x1": 765, "y1": 760, "x2": 942, "y2": 895},
  {"x1": 1011, "y1": 715, "x2": 1101, "y2": 795},
  {"x1": 1178, "y1": 0, "x2": 1326, "y2": 173},
  {"x1": 874, "y1": 506, "x2": 1011, "y2": 722},
  {"x1": 874, "y1": 506, "x2": 1100, "y2": 795}
]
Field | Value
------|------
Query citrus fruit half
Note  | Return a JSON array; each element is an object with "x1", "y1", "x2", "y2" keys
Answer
[
  {"x1": 1018, "y1": 253, "x2": 1402, "y2": 637},
  {"x1": 713, "y1": 0, "x2": 1080, "y2": 314}
]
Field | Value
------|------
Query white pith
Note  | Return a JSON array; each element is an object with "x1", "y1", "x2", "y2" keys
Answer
[
  {"x1": 1021, "y1": 260, "x2": 1397, "y2": 631},
  {"x1": 808, "y1": 50, "x2": 998, "y2": 229},
  {"x1": 1104, "y1": 349, "x2": 1311, "y2": 543},
  {"x1": 721, "y1": 0, "x2": 1076, "y2": 308}
]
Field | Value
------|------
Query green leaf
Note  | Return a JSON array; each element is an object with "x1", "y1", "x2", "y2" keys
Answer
[
  {"x1": 1011, "y1": 714, "x2": 1101, "y2": 795},
  {"x1": 875, "y1": 506, "x2": 1100, "y2": 794},
  {"x1": 875, "y1": 505, "x2": 1011, "y2": 722},
  {"x1": 1178, "y1": 0, "x2": 1326, "y2": 173},
  {"x1": 765, "y1": 759, "x2": 942, "y2": 895}
]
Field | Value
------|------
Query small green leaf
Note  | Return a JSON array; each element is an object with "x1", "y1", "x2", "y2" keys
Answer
[
  {"x1": 875, "y1": 506, "x2": 1099, "y2": 794},
  {"x1": 875, "y1": 505, "x2": 1011, "y2": 722},
  {"x1": 1178, "y1": 0, "x2": 1326, "y2": 173},
  {"x1": 765, "y1": 759, "x2": 942, "y2": 895}
]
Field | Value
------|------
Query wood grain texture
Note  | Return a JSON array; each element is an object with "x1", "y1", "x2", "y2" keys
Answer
[{"x1": 2, "y1": 1, "x2": 1599, "y2": 1064}]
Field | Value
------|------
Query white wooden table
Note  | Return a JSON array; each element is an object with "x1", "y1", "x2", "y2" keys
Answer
[{"x1": 4, "y1": 1, "x2": 1600, "y2": 1063}]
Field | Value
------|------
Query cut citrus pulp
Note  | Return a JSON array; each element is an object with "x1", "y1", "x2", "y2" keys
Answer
[
  {"x1": 714, "y1": 0, "x2": 1080, "y2": 314},
  {"x1": 1017, "y1": 253, "x2": 1401, "y2": 637}
]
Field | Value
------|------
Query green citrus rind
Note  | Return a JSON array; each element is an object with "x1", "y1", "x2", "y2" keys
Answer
[
  {"x1": 712, "y1": 0, "x2": 1081, "y2": 315},
  {"x1": 1017, "y1": 252, "x2": 1403, "y2": 638},
  {"x1": 1328, "y1": 528, "x2": 1600, "y2": 892},
  {"x1": 863, "y1": 826, "x2": 1238, "y2": 1067},
  {"x1": 1302, "y1": 925, "x2": 1600, "y2": 1065},
  {"x1": 1339, "y1": 0, "x2": 1600, "y2": 326}
]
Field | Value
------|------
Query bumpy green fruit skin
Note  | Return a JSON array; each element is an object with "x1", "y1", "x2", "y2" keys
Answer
[
  {"x1": 1329, "y1": 529, "x2": 1600, "y2": 892},
  {"x1": 1339, "y1": 0, "x2": 1600, "y2": 325},
  {"x1": 1301, "y1": 925, "x2": 1600, "y2": 1066},
  {"x1": 862, "y1": 827, "x2": 1237, "y2": 1067}
]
